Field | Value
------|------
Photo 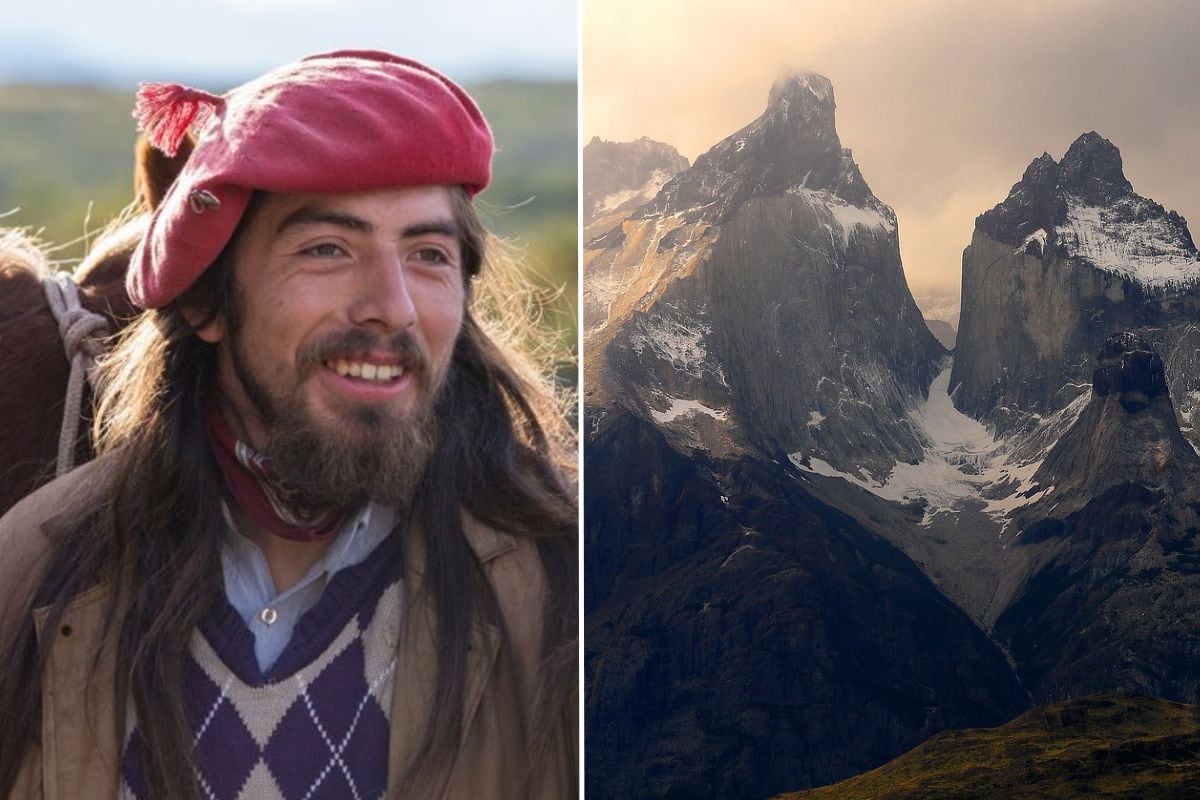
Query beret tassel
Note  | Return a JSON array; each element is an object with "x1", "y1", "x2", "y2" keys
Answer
[{"x1": 134, "y1": 83, "x2": 224, "y2": 158}]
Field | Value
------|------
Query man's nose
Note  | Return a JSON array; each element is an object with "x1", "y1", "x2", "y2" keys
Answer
[{"x1": 349, "y1": 251, "x2": 417, "y2": 332}]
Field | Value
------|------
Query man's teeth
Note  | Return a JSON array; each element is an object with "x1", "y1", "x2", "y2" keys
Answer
[{"x1": 328, "y1": 360, "x2": 404, "y2": 381}]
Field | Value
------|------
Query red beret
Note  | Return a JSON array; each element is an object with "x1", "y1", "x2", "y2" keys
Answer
[{"x1": 127, "y1": 49, "x2": 493, "y2": 309}]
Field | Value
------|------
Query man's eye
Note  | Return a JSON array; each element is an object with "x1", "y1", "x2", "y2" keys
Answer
[
  {"x1": 302, "y1": 242, "x2": 345, "y2": 257},
  {"x1": 414, "y1": 247, "x2": 450, "y2": 264}
]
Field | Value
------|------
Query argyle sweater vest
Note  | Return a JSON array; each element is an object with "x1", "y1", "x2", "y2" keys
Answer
[{"x1": 119, "y1": 539, "x2": 403, "y2": 800}]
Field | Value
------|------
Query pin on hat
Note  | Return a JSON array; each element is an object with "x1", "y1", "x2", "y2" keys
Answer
[{"x1": 127, "y1": 49, "x2": 494, "y2": 309}]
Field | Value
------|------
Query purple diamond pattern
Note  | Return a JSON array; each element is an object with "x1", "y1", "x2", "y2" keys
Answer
[
  {"x1": 264, "y1": 638, "x2": 389, "y2": 799},
  {"x1": 120, "y1": 579, "x2": 399, "y2": 800},
  {"x1": 308, "y1": 639, "x2": 369, "y2": 743},
  {"x1": 263, "y1": 691, "x2": 336, "y2": 797},
  {"x1": 192, "y1": 683, "x2": 258, "y2": 796},
  {"x1": 336, "y1": 694, "x2": 391, "y2": 798}
]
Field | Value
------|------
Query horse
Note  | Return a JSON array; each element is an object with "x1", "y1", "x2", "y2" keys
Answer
[{"x1": 0, "y1": 136, "x2": 192, "y2": 517}]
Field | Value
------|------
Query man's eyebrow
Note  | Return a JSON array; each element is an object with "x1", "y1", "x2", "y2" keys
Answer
[
  {"x1": 401, "y1": 219, "x2": 462, "y2": 240},
  {"x1": 274, "y1": 208, "x2": 461, "y2": 241},
  {"x1": 276, "y1": 206, "x2": 373, "y2": 235}
]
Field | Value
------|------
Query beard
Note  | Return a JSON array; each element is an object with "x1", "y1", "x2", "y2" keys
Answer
[{"x1": 227, "y1": 324, "x2": 446, "y2": 512}]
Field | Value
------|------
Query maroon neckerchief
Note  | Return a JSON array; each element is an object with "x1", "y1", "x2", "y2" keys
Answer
[{"x1": 203, "y1": 398, "x2": 346, "y2": 542}]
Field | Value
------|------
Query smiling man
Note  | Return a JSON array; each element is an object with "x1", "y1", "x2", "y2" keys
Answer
[{"x1": 0, "y1": 51, "x2": 576, "y2": 800}]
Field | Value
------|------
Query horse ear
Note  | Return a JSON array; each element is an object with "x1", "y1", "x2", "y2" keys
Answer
[{"x1": 134, "y1": 131, "x2": 195, "y2": 211}]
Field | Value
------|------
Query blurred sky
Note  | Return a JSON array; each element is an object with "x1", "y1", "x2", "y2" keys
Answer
[
  {"x1": 584, "y1": 0, "x2": 1200, "y2": 293},
  {"x1": 1, "y1": 0, "x2": 576, "y2": 86}
]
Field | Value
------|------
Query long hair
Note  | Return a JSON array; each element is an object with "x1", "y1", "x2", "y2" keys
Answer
[{"x1": 0, "y1": 189, "x2": 577, "y2": 798}]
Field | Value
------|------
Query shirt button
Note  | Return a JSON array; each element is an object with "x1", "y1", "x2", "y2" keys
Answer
[{"x1": 260, "y1": 607, "x2": 278, "y2": 626}]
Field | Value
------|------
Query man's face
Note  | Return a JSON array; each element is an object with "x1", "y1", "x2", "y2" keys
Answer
[{"x1": 197, "y1": 185, "x2": 467, "y2": 508}]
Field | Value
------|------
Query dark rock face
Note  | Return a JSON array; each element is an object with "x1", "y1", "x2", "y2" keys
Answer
[
  {"x1": 586, "y1": 410, "x2": 1029, "y2": 800},
  {"x1": 997, "y1": 485, "x2": 1200, "y2": 705},
  {"x1": 1092, "y1": 331, "x2": 1170, "y2": 412},
  {"x1": 951, "y1": 132, "x2": 1200, "y2": 437},
  {"x1": 998, "y1": 335, "x2": 1200, "y2": 704}
]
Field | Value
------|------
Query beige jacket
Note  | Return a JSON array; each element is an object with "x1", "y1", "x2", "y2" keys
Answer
[{"x1": 0, "y1": 457, "x2": 576, "y2": 799}]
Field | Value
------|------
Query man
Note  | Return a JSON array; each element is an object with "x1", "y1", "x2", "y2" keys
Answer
[{"x1": 0, "y1": 50, "x2": 576, "y2": 799}]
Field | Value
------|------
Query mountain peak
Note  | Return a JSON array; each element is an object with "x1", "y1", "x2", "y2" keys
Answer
[
  {"x1": 1019, "y1": 152, "x2": 1059, "y2": 187},
  {"x1": 634, "y1": 71, "x2": 882, "y2": 222},
  {"x1": 1022, "y1": 331, "x2": 1199, "y2": 519},
  {"x1": 767, "y1": 70, "x2": 834, "y2": 110},
  {"x1": 973, "y1": 132, "x2": 1198, "y2": 285},
  {"x1": 1058, "y1": 131, "x2": 1133, "y2": 205}
]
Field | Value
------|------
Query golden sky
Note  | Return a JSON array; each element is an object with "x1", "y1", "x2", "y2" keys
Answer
[{"x1": 584, "y1": 0, "x2": 1200, "y2": 293}]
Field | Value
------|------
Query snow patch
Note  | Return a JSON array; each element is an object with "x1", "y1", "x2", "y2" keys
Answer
[
  {"x1": 807, "y1": 410, "x2": 825, "y2": 428},
  {"x1": 598, "y1": 169, "x2": 675, "y2": 214},
  {"x1": 785, "y1": 188, "x2": 895, "y2": 247},
  {"x1": 829, "y1": 203, "x2": 891, "y2": 246},
  {"x1": 1019, "y1": 228, "x2": 1047, "y2": 255},
  {"x1": 651, "y1": 397, "x2": 729, "y2": 424},
  {"x1": 1056, "y1": 200, "x2": 1200, "y2": 286},
  {"x1": 790, "y1": 365, "x2": 1077, "y2": 527}
]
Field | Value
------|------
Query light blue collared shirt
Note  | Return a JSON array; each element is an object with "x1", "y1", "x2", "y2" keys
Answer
[{"x1": 219, "y1": 502, "x2": 398, "y2": 672}]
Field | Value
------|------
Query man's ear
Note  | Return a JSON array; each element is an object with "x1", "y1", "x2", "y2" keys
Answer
[
  {"x1": 134, "y1": 131, "x2": 195, "y2": 211},
  {"x1": 180, "y1": 304, "x2": 226, "y2": 344}
]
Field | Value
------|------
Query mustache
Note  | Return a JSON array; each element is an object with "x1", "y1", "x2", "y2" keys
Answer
[{"x1": 297, "y1": 328, "x2": 429, "y2": 374}]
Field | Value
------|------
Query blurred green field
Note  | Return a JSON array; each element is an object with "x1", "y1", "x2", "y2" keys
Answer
[{"x1": 0, "y1": 80, "x2": 578, "y2": 352}]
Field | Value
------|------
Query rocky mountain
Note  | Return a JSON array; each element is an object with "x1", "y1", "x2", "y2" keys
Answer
[
  {"x1": 994, "y1": 333, "x2": 1200, "y2": 704},
  {"x1": 583, "y1": 136, "x2": 689, "y2": 241},
  {"x1": 586, "y1": 73, "x2": 1200, "y2": 797},
  {"x1": 586, "y1": 70, "x2": 944, "y2": 481},
  {"x1": 951, "y1": 132, "x2": 1200, "y2": 439},
  {"x1": 1023, "y1": 331, "x2": 1199, "y2": 516},
  {"x1": 778, "y1": 693, "x2": 1200, "y2": 799},
  {"x1": 585, "y1": 73, "x2": 1016, "y2": 799}
]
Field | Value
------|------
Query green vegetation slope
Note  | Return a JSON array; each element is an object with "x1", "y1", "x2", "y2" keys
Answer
[{"x1": 777, "y1": 694, "x2": 1200, "y2": 800}]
